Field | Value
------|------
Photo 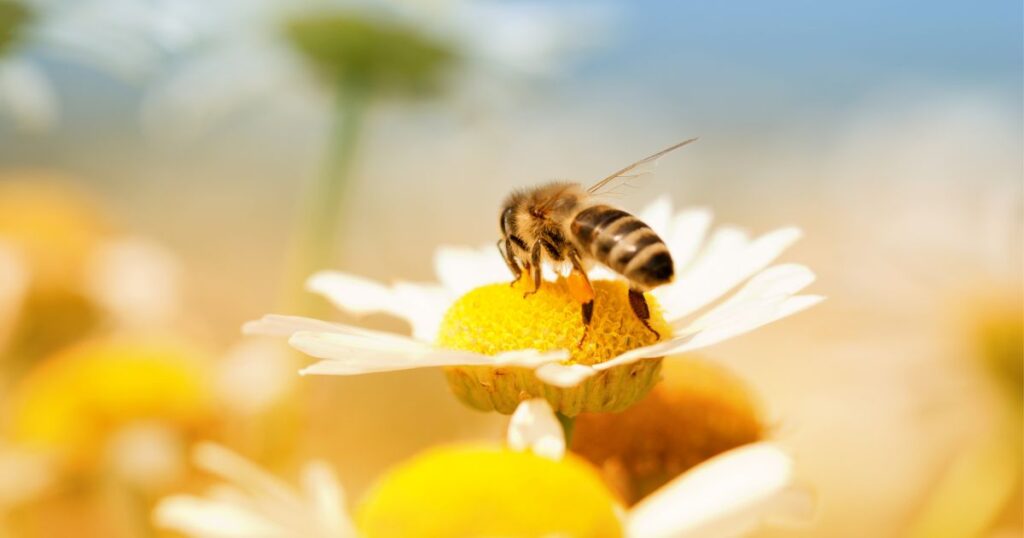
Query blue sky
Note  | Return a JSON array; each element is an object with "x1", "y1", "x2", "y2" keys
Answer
[
  {"x1": 1, "y1": 1, "x2": 1020, "y2": 164},
  {"x1": 586, "y1": 1, "x2": 1022, "y2": 95}
]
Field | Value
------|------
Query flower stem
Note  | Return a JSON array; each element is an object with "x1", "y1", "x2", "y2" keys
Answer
[
  {"x1": 556, "y1": 412, "x2": 576, "y2": 445},
  {"x1": 287, "y1": 83, "x2": 370, "y2": 312}
]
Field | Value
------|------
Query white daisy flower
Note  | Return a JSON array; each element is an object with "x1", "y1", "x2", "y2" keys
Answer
[
  {"x1": 154, "y1": 442, "x2": 355, "y2": 538},
  {"x1": 247, "y1": 197, "x2": 822, "y2": 415},
  {"x1": 141, "y1": 0, "x2": 604, "y2": 140},
  {"x1": 155, "y1": 399, "x2": 812, "y2": 538}
]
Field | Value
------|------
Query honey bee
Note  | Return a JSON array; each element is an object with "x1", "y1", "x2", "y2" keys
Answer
[{"x1": 498, "y1": 139, "x2": 697, "y2": 344}]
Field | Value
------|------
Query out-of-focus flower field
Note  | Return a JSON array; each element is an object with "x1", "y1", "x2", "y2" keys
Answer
[{"x1": 0, "y1": 1, "x2": 1020, "y2": 537}]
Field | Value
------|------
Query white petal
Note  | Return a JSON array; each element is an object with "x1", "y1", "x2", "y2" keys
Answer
[
  {"x1": 596, "y1": 265, "x2": 822, "y2": 370},
  {"x1": 626, "y1": 443, "x2": 810, "y2": 538},
  {"x1": 153, "y1": 495, "x2": 282, "y2": 538},
  {"x1": 0, "y1": 59, "x2": 57, "y2": 132},
  {"x1": 85, "y1": 237, "x2": 182, "y2": 328},
  {"x1": 307, "y1": 271, "x2": 399, "y2": 316},
  {"x1": 535, "y1": 363, "x2": 597, "y2": 387},
  {"x1": 701, "y1": 263, "x2": 817, "y2": 311},
  {"x1": 292, "y1": 330, "x2": 567, "y2": 376},
  {"x1": 301, "y1": 461, "x2": 355, "y2": 537},
  {"x1": 656, "y1": 227, "x2": 803, "y2": 321},
  {"x1": 106, "y1": 422, "x2": 184, "y2": 490},
  {"x1": 391, "y1": 281, "x2": 451, "y2": 340},
  {"x1": 215, "y1": 339, "x2": 294, "y2": 415},
  {"x1": 610, "y1": 294, "x2": 822, "y2": 367},
  {"x1": 433, "y1": 244, "x2": 510, "y2": 295},
  {"x1": 637, "y1": 196, "x2": 673, "y2": 234},
  {"x1": 306, "y1": 271, "x2": 450, "y2": 340},
  {"x1": 587, "y1": 265, "x2": 621, "y2": 281},
  {"x1": 192, "y1": 443, "x2": 301, "y2": 512},
  {"x1": 675, "y1": 264, "x2": 817, "y2": 333},
  {"x1": 507, "y1": 399, "x2": 565, "y2": 460},
  {"x1": 244, "y1": 315, "x2": 422, "y2": 352},
  {"x1": 682, "y1": 294, "x2": 822, "y2": 350},
  {"x1": 0, "y1": 446, "x2": 53, "y2": 506},
  {"x1": 664, "y1": 208, "x2": 713, "y2": 271},
  {"x1": 243, "y1": 314, "x2": 352, "y2": 337}
]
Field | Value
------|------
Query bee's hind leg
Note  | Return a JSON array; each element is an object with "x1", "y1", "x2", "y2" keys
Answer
[
  {"x1": 628, "y1": 288, "x2": 660, "y2": 340},
  {"x1": 567, "y1": 251, "x2": 595, "y2": 348},
  {"x1": 577, "y1": 301, "x2": 594, "y2": 348}
]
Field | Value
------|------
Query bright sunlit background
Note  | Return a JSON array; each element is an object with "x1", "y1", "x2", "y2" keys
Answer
[{"x1": 0, "y1": 1, "x2": 1020, "y2": 537}]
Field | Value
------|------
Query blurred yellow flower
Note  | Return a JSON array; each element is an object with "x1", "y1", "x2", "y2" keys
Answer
[
  {"x1": 358, "y1": 446, "x2": 622, "y2": 538},
  {"x1": 908, "y1": 293, "x2": 1023, "y2": 538},
  {"x1": 0, "y1": 176, "x2": 185, "y2": 361},
  {"x1": 0, "y1": 176, "x2": 107, "y2": 359},
  {"x1": 7, "y1": 337, "x2": 214, "y2": 474},
  {"x1": 157, "y1": 400, "x2": 811, "y2": 538},
  {"x1": 570, "y1": 356, "x2": 765, "y2": 505}
]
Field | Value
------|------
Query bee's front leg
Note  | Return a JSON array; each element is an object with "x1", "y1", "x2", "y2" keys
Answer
[
  {"x1": 523, "y1": 242, "x2": 543, "y2": 299},
  {"x1": 497, "y1": 239, "x2": 521, "y2": 287}
]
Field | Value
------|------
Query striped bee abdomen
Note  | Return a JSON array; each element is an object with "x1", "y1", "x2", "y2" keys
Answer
[{"x1": 571, "y1": 205, "x2": 674, "y2": 289}]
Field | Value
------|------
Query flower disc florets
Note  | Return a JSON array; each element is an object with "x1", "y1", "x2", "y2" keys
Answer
[
  {"x1": 571, "y1": 357, "x2": 765, "y2": 504},
  {"x1": 357, "y1": 445, "x2": 623, "y2": 538},
  {"x1": 437, "y1": 278, "x2": 670, "y2": 416}
]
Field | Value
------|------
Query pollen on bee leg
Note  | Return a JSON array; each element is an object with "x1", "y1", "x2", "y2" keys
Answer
[{"x1": 567, "y1": 270, "x2": 594, "y2": 304}]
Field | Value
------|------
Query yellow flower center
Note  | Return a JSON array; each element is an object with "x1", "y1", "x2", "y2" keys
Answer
[
  {"x1": 571, "y1": 357, "x2": 764, "y2": 505},
  {"x1": 436, "y1": 279, "x2": 671, "y2": 415},
  {"x1": 7, "y1": 337, "x2": 213, "y2": 469},
  {"x1": 357, "y1": 446, "x2": 623, "y2": 538}
]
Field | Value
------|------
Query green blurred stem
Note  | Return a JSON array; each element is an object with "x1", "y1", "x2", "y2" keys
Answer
[
  {"x1": 291, "y1": 83, "x2": 370, "y2": 312},
  {"x1": 557, "y1": 412, "x2": 576, "y2": 445}
]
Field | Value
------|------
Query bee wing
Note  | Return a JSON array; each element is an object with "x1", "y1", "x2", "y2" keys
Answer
[{"x1": 586, "y1": 138, "x2": 698, "y2": 197}]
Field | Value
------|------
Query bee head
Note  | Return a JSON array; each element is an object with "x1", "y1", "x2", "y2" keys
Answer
[{"x1": 498, "y1": 191, "x2": 524, "y2": 242}]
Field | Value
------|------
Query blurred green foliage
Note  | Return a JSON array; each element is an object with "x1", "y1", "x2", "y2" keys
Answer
[
  {"x1": 0, "y1": 0, "x2": 31, "y2": 56},
  {"x1": 284, "y1": 12, "x2": 456, "y2": 98}
]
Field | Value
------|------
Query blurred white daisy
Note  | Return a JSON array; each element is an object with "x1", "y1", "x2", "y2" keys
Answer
[
  {"x1": 155, "y1": 442, "x2": 353, "y2": 538},
  {"x1": 84, "y1": 236, "x2": 183, "y2": 330},
  {"x1": 214, "y1": 338, "x2": 296, "y2": 416},
  {"x1": 0, "y1": 444, "x2": 52, "y2": 507},
  {"x1": 247, "y1": 197, "x2": 822, "y2": 415},
  {"x1": 0, "y1": 178, "x2": 185, "y2": 358},
  {"x1": 141, "y1": 0, "x2": 605, "y2": 140},
  {"x1": 0, "y1": 0, "x2": 206, "y2": 131},
  {"x1": 155, "y1": 399, "x2": 812, "y2": 538}
]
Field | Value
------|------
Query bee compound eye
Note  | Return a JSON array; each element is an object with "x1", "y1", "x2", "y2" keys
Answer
[{"x1": 501, "y1": 206, "x2": 516, "y2": 234}]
